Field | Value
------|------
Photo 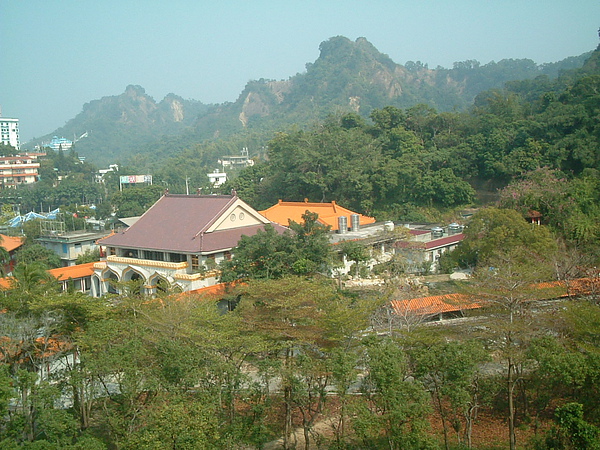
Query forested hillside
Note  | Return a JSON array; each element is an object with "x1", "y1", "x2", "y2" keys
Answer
[
  {"x1": 26, "y1": 36, "x2": 591, "y2": 167},
  {"x1": 28, "y1": 85, "x2": 209, "y2": 165},
  {"x1": 220, "y1": 43, "x2": 598, "y2": 215}
]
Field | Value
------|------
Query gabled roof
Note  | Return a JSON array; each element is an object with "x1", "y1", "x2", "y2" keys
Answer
[
  {"x1": 395, "y1": 233, "x2": 464, "y2": 250},
  {"x1": 425, "y1": 233, "x2": 464, "y2": 250},
  {"x1": 259, "y1": 199, "x2": 375, "y2": 231},
  {"x1": 0, "y1": 234, "x2": 25, "y2": 253},
  {"x1": 100, "y1": 194, "x2": 286, "y2": 253}
]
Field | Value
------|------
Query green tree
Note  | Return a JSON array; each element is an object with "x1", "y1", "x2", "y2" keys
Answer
[
  {"x1": 339, "y1": 240, "x2": 370, "y2": 277},
  {"x1": 450, "y1": 207, "x2": 557, "y2": 268},
  {"x1": 17, "y1": 244, "x2": 61, "y2": 269},
  {"x1": 234, "y1": 276, "x2": 373, "y2": 449},
  {"x1": 466, "y1": 247, "x2": 554, "y2": 450},
  {"x1": 544, "y1": 403, "x2": 600, "y2": 450},
  {"x1": 411, "y1": 340, "x2": 489, "y2": 449},
  {"x1": 0, "y1": 143, "x2": 18, "y2": 157},
  {"x1": 287, "y1": 211, "x2": 333, "y2": 275},
  {"x1": 353, "y1": 337, "x2": 433, "y2": 450},
  {"x1": 220, "y1": 224, "x2": 295, "y2": 282},
  {"x1": 75, "y1": 248, "x2": 100, "y2": 265},
  {"x1": 110, "y1": 184, "x2": 164, "y2": 218}
]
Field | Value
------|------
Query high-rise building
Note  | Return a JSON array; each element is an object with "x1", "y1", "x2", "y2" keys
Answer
[{"x1": 0, "y1": 116, "x2": 20, "y2": 150}]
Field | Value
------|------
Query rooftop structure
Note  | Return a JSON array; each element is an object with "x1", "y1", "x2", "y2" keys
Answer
[
  {"x1": 208, "y1": 169, "x2": 227, "y2": 186},
  {"x1": 393, "y1": 225, "x2": 466, "y2": 274},
  {"x1": 37, "y1": 229, "x2": 112, "y2": 267},
  {"x1": 260, "y1": 199, "x2": 376, "y2": 232},
  {"x1": 218, "y1": 147, "x2": 254, "y2": 170}
]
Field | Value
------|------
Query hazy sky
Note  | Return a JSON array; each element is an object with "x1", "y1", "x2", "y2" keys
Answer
[{"x1": 1, "y1": 0, "x2": 599, "y2": 142}]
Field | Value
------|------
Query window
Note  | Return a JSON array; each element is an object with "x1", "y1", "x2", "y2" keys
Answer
[
  {"x1": 144, "y1": 250, "x2": 164, "y2": 261},
  {"x1": 191, "y1": 255, "x2": 199, "y2": 270},
  {"x1": 169, "y1": 253, "x2": 186, "y2": 263}
]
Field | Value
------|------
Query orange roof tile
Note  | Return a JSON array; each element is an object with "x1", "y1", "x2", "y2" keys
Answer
[
  {"x1": 187, "y1": 283, "x2": 228, "y2": 297},
  {"x1": 391, "y1": 293, "x2": 481, "y2": 316},
  {"x1": 0, "y1": 234, "x2": 25, "y2": 252},
  {"x1": 259, "y1": 199, "x2": 375, "y2": 231},
  {"x1": 0, "y1": 277, "x2": 15, "y2": 290},
  {"x1": 48, "y1": 262, "x2": 97, "y2": 281}
]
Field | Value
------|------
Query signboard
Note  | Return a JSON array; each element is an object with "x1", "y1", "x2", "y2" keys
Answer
[
  {"x1": 119, "y1": 175, "x2": 152, "y2": 191},
  {"x1": 119, "y1": 175, "x2": 152, "y2": 184}
]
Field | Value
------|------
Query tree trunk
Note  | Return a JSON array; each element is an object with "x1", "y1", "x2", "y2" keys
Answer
[
  {"x1": 435, "y1": 391, "x2": 450, "y2": 450},
  {"x1": 508, "y1": 360, "x2": 517, "y2": 450},
  {"x1": 283, "y1": 349, "x2": 293, "y2": 450},
  {"x1": 303, "y1": 418, "x2": 310, "y2": 450}
]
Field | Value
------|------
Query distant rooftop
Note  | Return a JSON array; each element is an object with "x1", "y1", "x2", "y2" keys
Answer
[{"x1": 260, "y1": 199, "x2": 376, "y2": 231}]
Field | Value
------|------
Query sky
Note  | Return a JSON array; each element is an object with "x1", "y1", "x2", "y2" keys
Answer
[{"x1": 1, "y1": 0, "x2": 599, "y2": 142}]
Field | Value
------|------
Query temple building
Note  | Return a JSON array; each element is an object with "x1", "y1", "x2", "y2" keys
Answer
[{"x1": 91, "y1": 192, "x2": 286, "y2": 297}]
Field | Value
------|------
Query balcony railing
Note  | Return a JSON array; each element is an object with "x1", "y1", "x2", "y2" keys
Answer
[{"x1": 105, "y1": 255, "x2": 189, "y2": 270}]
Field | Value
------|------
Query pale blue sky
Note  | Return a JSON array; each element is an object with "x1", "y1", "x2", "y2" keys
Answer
[{"x1": 1, "y1": 0, "x2": 599, "y2": 141}]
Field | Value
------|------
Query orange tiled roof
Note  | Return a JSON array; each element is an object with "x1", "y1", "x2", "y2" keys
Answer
[
  {"x1": 0, "y1": 234, "x2": 25, "y2": 253},
  {"x1": 48, "y1": 262, "x2": 97, "y2": 281},
  {"x1": 390, "y1": 278, "x2": 588, "y2": 317},
  {"x1": 391, "y1": 293, "x2": 481, "y2": 316},
  {"x1": 187, "y1": 283, "x2": 228, "y2": 297},
  {"x1": 0, "y1": 277, "x2": 15, "y2": 290},
  {"x1": 0, "y1": 335, "x2": 73, "y2": 361},
  {"x1": 259, "y1": 199, "x2": 376, "y2": 231}
]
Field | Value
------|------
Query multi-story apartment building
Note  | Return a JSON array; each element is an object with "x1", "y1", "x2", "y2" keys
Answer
[
  {"x1": 0, "y1": 154, "x2": 41, "y2": 188},
  {"x1": 0, "y1": 117, "x2": 20, "y2": 150}
]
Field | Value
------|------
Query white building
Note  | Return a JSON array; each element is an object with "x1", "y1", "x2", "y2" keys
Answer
[
  {"x1": 208, "y1": 169, "x2": 227, "y2": 186},
  {"x1": 0, "y1": 117, "x2": 20, "y2": 150}
]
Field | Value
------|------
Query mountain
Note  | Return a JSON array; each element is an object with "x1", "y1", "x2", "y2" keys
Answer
[
  {"x1": 30, "y1": 85, "x2": 209, "y2": 164},
  {"x1": 27, "y1": 37, "x2": 592, "y2": 166}
]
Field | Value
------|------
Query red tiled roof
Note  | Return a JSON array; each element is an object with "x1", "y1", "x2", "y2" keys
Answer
[
  {"x1": 48, "y1": 262, "x2": 97, "y2": 281},
  {"x1": 395, "y1": 233, "x2": 465, "y2": 250},
  {"x1": 425, "y1": 233, "x2": 464, "y2": 249},
  {"x1": 259, "y1": 200, "x2": 376, "y2": 231}
]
